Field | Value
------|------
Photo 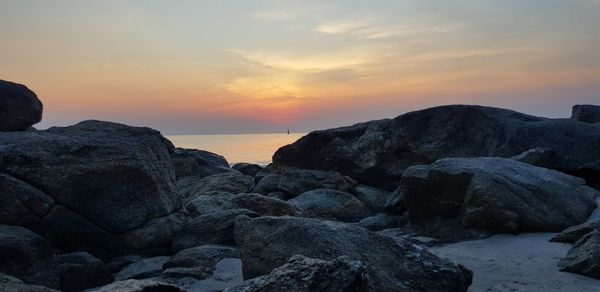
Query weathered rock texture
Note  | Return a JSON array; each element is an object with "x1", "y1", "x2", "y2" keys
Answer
[
  {"x1": 234, "y1": 216, "x2": 473, "y2": 291},
  {"x1": 402, "y1": 157, "x2": 598, "y2": 238},
  {"x1": 559, "y1": 230, "x2": 600, "y2": 279},
  {"x1": 572, "y1": 104, "x2": 600, "y2": 124},
  {"x1": 224, "y1": 255, "x2": 373, "y2": 292},
  {"x1": 0, "y1": 120, "x2": 182, "y2": 255},
  {"x1": 0, "y1": 80, "x2": 43, "y2": 131},
  {"x1": 274, "y1": 105, "x2": 600, "y2": 189}
]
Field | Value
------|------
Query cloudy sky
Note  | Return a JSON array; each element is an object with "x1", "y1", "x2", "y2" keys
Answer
[{"x1": 1, "y1": 0, "x2": 599, "y2": 134}]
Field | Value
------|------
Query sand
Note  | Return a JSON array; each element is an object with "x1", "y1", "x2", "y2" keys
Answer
[{"x1": 430, "y1": 233, "x2": 600, "y2": 291}]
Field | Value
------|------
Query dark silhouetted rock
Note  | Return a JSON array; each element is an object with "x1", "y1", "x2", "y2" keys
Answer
[
  {"x1": 572, "y1": 104, "x2": 600, "y2": 124},
  {"x1": 234, "y1": 216, "x2": 473, "y2": 291},
  {"x1": 0, "y1": 80, "x2": 43, "y2": 131},
  {"x1": 0, "y1": 283, "x2": 59, "y2": 292},
  {"x1": 0, "y1": 225, "x2": 57, "y2": 288},
  {"x1": 402, "y1": 158, "x2": 598, "y2": 238},
  {"x1": 224, "y1": 255, "x2": 373, "y2": 292},
  {"x1": 55, "y1": 252, "x2": 113, "y2": 291},
  {"x1": 511, "y1": 147, "x2": 557, "y2": 168},
  {"x1": 178, "y1": 173, "x2": 254, "y2": 200},
  {"x1": 0, "y1": 121, "x2": 182, "y2": 254},
  {"x1": 0, "y1": 173, "x2": 55, "y2": 228},
  {"x1": 289, "y1": 189, "x2": 372, "y2": 222},
  {"x1": 274, "y1": 105, "x2": 600, "y2": 190},
  {"x1": 114, "y1": 256, "x2": 170, "y2": 281},
  {"x1": 162, "y1": 245, "x2": 239, "y2": 280},
  {"x1": 171, "y1": 209, "x2": 259, "y2": 252},
  {"x1": 232, "y1": 163, "x2": 264, "y2": 177},
  {"x1": 185, "y1": 193, "x2": 299, "y2": 217},
  {"x1": 252, "y1": 168, "x2": 356, "y2": 199},
  {"x1": 171, "y1": 148, "x2": 234, "y2": 179},
  {"x1": 551, "y1": 219, "x2": 600, "y2": 243},
  {"x1": 90, "y1": 279, "x2": 184, "y2": 292},
  {"x1": 351, "y1": 185, "x2": 392, "y2": 213},
  {"x1": 559, "y1": 230, "x2": 600, "y2": 279}
]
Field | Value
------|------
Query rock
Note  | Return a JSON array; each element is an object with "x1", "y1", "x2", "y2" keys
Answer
[
  {"x1": 383, "y1": 186, "x2": 406, "y2": 214},
  {"x1": 234, "y1": 216, "x2": 473, "y2": 291},
  {"x1": 273, "y1": 105, "x2": 600, "y2": 190},
  {"x1": 0, "y1": 225, "x2": 57, "y2": 288},
  {"x1": 0, "y1": 80, "x2": 43, "y2": 131},
  {"x1": 170, "y1": 148, "x2": 234, "y2": 179},
  {"x1": 55, "y1": 252, "x2": 113, "y2": 291},
  {"x1": 551, "y1": 219, "x2": 600, "y2": 243},
  {"x1": 114, "y1": 256, "x2": 170, "y2": 281},
  {"x1": 178, "y1": 173, "x2": 254, "y2": 200},
  {"x1": 351, "y1": 185, "x2": 392, "y2": 213},
  {"x1": 511, "y1": 147, "x2": 557, "y2": 168},
  {"x1": 572, "y1": 104, "x2": 600, "y2": 124},
  {"x1": 171, "y1": 209, "x2": 259, "y2": 252},
  {"x1": 252, "y1": 168, "x2": 356, "y2": 199},
  {"x1": 224, "y1": 255, "x2": 372, "y2": 292},
  {"x1": 118, "y1": 212, "x2": 187, "y2": 255},
  {"x1": 559, "y1": 230, "x2": 600, "y2": 279},
  {"x1": 106, "y1": 255, "x2": 143, "y2": 274},
  {"x1": 0, "y1": 173, "x2": 55, "y2": 228},
  {"x1": 162, "y1": 245, "x2": 239, "y2": 280},
  {"x1": 0, "y1": 283, "x2": 59, "y2": 292},
  {"x1": 289, "y1": 189, "x2": 372, "y2": 222},
  {"x1": 402, "y1": 158, "x2": 598, "y2": 238},
  {"x1": 0, "y1": 273, "x2": 24, "y2": 284},
  {"x1": 90, "y1": 279, "x2": 184, "y2": 292},
  {"x1": 232, "y1": 163, "x2": 263, "y2": 177},
  {"x1": 354, "y1": 214, "x2": 401, "y2": 231},
  {"x1": 0, "y1": 120, "x2": 181, "y2": 254},
  {"x1": 185, "y1": 193, "x2": 299, "y2": 218}
]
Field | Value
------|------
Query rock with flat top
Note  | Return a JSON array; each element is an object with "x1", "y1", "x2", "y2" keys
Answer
[{"x1": 274, "y1": 105, "x2": 600, "y2": 189}]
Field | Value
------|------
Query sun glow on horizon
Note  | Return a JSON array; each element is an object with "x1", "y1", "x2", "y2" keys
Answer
[{"x1": 1, "y1": 0, "x2": 599, "y2": 133}]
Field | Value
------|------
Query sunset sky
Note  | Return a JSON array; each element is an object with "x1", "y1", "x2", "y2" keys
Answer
[{"x1": 1, "y1": 0, "x2": 599, "y2": 134}]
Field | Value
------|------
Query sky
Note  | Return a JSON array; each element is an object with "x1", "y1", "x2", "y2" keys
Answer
[{"x1": 1, "y1": 0, "x2": 599, "y2": 134}]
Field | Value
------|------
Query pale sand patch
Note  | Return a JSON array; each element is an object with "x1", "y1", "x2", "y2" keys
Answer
[{"x1": 430, "y1": 233, "x2": 600, "y2": 292}]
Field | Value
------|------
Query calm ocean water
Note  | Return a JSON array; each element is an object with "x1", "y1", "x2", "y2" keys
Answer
[{"x1": 166, "y1": 133, "x2": 307, "y2": 165}]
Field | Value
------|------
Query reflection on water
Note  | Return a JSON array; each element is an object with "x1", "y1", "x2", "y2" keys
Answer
[{"x1": 166, "y1": 133, "x2": 306, "y2": 165}]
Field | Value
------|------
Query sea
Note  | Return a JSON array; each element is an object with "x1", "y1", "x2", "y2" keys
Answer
[{"x1": 166, "y1": 133, "x2": 307, "y2": 165}]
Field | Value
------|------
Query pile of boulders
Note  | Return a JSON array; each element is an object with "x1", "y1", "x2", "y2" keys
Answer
[{"x1": 1, "y1": 79, "x2": 599, "y2": 291}]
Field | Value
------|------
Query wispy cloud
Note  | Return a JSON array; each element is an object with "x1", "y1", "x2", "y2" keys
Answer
[{"x1": 314, "y1": 18, "x2": 463, "y2": 39}]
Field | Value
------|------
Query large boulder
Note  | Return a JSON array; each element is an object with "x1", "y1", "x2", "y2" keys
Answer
[
  {"x1": 178, "y1": 173, "x2": 254, "y2": 200},
  {"x1": 185, "y1": 193, "x2": 299, "y2": 217},
  {"x1": 402, "y1": 157, "x2": 598, "y2": 238},
  {"x1": 0, "y1": 80, "x2": 43, "y2": 131},
  {"x1": 252, "y1": 167, "x2": 356, "y2": 199},
  {"x1": 0, "y1": 225, "x2": 57, "y2": 288},
  {"x1": 274, "y1": 105, "x2": 600, "y2": 190},
  {"x1": 559, "y1": 230, "x2": 600, "y2": 279},
  {"x1": 572, "y1": 104, "x2": 600, "y2": 124},
  {"x1": 234, "y1": 216, "x2": 473, "y2": 291},
  {"x1": 0, "y1": 120, "x2": 182, "y2": 255},
  {"x1": 170, "y1": 148, "x2": 234, "y2": 179},
  {"x1": 224, "y1": 255, "x2": 372, "y2": 292},
  {"x1": 171, "y1": 209, "x2": 258, "y2": 252},
  {"x1": 289, "y1": 189, "x2": 372, "y2": 222}
]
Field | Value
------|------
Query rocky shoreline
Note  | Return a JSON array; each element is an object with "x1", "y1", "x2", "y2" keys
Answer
[{"x1": 1, "y1": 79, "x2": 599, "y2": 291}]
